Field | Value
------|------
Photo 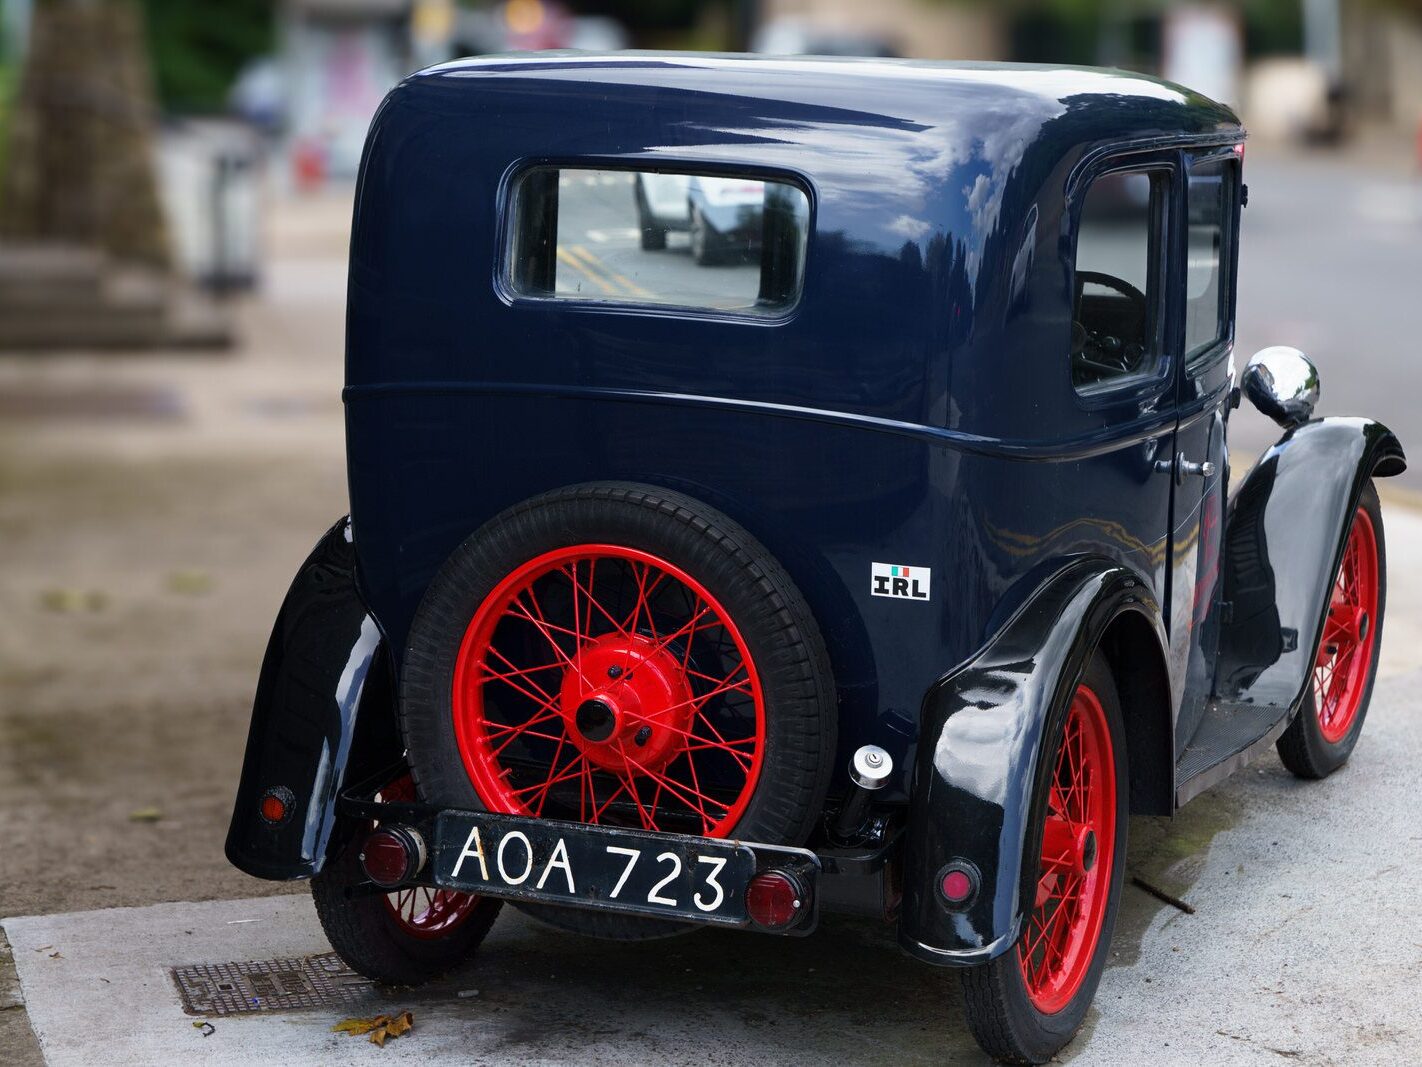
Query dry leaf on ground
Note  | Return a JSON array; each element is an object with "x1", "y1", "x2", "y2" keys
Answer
[{"x1": 332, "y1": 1011, "x2": 415, "y2": 1046}]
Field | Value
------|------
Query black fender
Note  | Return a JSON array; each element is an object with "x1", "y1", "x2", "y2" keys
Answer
[
  {"x1": 1214, "y1": 417, "x2": 1404, "y2": 707},
  {"x1": 225, "y1": 518, "x2": 401, "y2": 880},
  {"x1": 898, "y1": 558, "x2": 1163, "y2": 966}
]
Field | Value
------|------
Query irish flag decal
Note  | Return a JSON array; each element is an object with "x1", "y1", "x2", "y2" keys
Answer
[{"x1": 871, "y1": 562, "x2": 931, "y2": 601}]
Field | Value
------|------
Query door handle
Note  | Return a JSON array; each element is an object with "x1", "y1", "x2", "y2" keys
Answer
[
  {"x1": 1155, "y1": 451, "x2": 1217, "y2": 483},
  {"x1": 1179, "y1": 456, "x2": 1216, "y2": 479}
]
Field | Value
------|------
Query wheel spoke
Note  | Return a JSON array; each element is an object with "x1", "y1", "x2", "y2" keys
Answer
[
  {"x1": 618, "y1": 745, "x2": 725, "y2": 824},
  {"x1": 564, "y1": 558, "x2": 638, "y2": 643},
  {"x1": 478, "y1": 644, "x2": 563, "y2": 708}
]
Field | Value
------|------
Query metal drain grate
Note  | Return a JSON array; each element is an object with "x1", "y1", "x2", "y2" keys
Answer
[{"x1": 170, "y1": 953, "x2": 375, "y2": 1016}]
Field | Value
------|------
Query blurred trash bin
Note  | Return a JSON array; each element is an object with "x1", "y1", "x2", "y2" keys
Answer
[{"x1": 158, "y1": 119, "x2": 264, "y2": 295}]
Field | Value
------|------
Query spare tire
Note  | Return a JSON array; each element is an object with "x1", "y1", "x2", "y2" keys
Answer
[{"x1": 399, "y1": 481, "x2": 836, "y2": 939}]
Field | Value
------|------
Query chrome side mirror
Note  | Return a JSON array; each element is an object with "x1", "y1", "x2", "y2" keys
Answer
[{"x1": 1242, "y1": 346, "x2": 1319, "y2": 429}]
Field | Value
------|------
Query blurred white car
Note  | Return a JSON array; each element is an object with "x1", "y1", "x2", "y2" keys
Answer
[{"x1": 634, "y1": 173, "x2": 767, "y2": 265}]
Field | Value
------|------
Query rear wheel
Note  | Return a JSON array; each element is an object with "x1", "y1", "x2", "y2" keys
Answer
[
  {"x1": 1277, "y1": 481, "x2": 1385, "y2": 779},
  {"x1": 961, "y1": 652, "x2": 1128, "y2": 1064},
  {"x1": 310, "y1": 775, "x2": 500, "y2": 985},
  {"x1": 400, "y1": 482, "x2": 836, "y2": 940},
  {"x1": 689, "y1": 206, "x2": 721, "y2": 265}
]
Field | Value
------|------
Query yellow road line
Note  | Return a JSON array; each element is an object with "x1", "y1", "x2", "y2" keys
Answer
[
  {"x1": 566, "y1": 244, "x2": 655, "y2": 300},
  {"x1": 556, "y1": 247, "x2": 617, "y2": 295}
]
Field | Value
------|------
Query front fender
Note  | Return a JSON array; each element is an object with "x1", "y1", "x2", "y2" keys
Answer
[
  {"x1": 224, "y1": 518, "x2": 400, "y2": 880},
  {"x1": 1214, "y1": 417, "x2": 1404, "y2": 707},
  {"x1": 898, "y1": 559, "x2": 1161, "y2": 966}
]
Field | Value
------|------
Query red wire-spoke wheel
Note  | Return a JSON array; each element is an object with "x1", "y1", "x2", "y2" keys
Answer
[
  {"x1": 452, "y1": 545, "x2": 766, "y2": 837},
  {"x1": 1017, "y1": 684, "x2": 1118, "y2": 1015},
  {"x1": 376, "y1": 776, "x2": 484, "y2": 940},
  {"x1": 1278, "y1": 482, "x2": 1387, "y2": 780},
  {"x1": 1312, "y1": 505, "x2": 1380, "y2": 743},
  {"x1": 960, "y1": 651, "x2": 1126, "y2": 1064},
  {"x1": 400, "y1": 483, "x2": 837, "y2": 941}
]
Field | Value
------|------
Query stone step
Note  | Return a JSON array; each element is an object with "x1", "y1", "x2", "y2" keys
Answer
[
  {"x1": 0, "y1": 244, "x2": 105, "y2": 302},
  {"x1": 0, "y1": 251, "x2": 232, "y2": 350}
]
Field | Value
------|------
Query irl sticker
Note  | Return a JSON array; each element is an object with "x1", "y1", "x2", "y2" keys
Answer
[{"x1": 871, "y1": 562, "x2": 931, "y2": 601}]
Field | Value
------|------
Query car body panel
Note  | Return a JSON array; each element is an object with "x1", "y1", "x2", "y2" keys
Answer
[
  {"x1": 1214, "y1": 417, "x2": 1404, "y2": 710},
  {"x1": 899, "y1": 559, "x2": 1161, "y2": 963},
  {"x1": 225, "y1": 519, "x2": 399, "y2": 879}
]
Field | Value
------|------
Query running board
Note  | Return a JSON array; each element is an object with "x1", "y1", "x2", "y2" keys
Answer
[{"x1": 1174, "y1": 700, "x2": 1293, "y2": 808}]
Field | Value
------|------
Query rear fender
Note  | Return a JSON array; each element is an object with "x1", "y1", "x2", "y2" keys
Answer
[
  {"x1": 224, "y1": 519, "x2": 400, "y2": 880},
  {"x1": 1214, "y1": 417, "x2": 1404, "y2": 707},
  {"x1": 898, "y1": 559, "x2": 1163, "y2": 965}
]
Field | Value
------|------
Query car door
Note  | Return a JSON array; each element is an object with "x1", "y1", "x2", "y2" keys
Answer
[
  {"x1": 1168, "y1": 144, "x2": 1244, "y2": 748},
  {"x1": 1067, "y1": 153, "x2": 1180, "y2": 674}
]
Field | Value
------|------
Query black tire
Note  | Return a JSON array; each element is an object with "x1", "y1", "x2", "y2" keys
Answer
[
  {"x1": 689, "y1": 206, "x2": 721, "y2": 265},
  {"x1": 1276, "y1": 481, "x2": 1386, "y2": 779},
  {"x1": 960, "y1": 651, "x2": 1129, "y2": 1064},
  {"x1": 400, "y1": 481, "x2": 837, "y2": 941},
  {"x1": 311, "y1": 833, "x2": 501, "y2": 986},
  {"x1": 635, "y1": 184, "x2": 667, "y2": 251}
]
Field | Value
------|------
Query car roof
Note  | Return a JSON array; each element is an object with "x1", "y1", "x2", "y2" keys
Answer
[{"x1": 410, "y1": 51, "x2": 1243, "y2": 152}]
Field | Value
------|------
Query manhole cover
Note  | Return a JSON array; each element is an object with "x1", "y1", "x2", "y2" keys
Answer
[{"x1": 170, "y1": 953, "x2": 374, "y2": 1016}]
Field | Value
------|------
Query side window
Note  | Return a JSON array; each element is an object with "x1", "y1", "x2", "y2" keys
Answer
[
  {"x1": 1184, "y1": 156, "x2": 1237, "y2": 363},
  {"x1": 1071, "y1": 169, "x2": 1169, "y2": 393},
  {"x1": 507, "y1": 167, "x2": 810, "y2": 315}
]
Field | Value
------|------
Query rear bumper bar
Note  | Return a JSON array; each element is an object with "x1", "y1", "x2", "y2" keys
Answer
[{"x1": 337, "y1": 772, "x2": 822, "y2": 935}]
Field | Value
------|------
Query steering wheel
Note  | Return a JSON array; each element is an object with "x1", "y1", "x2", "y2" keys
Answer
[{"x1": 1072, "y1": 271, "x2": 1149, "y2": 378}]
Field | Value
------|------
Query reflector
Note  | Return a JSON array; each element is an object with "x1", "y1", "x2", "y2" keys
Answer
[{"x1": 941, "y1": 869, "x2": 973, "y2": 903}]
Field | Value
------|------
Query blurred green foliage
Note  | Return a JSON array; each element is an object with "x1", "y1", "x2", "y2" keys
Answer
[
  {"x1": 0, "y1": 61, "x2": 12, "y2": 208},
  {"x1": 142, "y1": 0, "x2": 275, "y2": 111}
]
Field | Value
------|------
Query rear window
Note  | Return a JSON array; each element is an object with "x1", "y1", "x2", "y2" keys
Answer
[{"x1": 506, "y1": 167, "x2": 810, "y2": 315}]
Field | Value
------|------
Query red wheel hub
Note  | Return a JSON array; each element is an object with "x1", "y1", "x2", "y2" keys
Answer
[
  {"x1": 1313, "y1": 505, "x2": 1380, "y2": 743},
  {"x1": 452, "y1": 544, "x2": 765, "y2": 838},
  {"x1": 558, "y1": 633, "x2": 696, "y2": 774},
  {"x1": 1018, "y1": 684, "x2": 1117, "y2": 1015}
]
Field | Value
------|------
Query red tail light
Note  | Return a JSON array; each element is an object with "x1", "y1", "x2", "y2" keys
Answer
[
  {"x1": 360, "y1": 826, "x2": 425, "y2": 888},
  {"x1": 745, "y1": 869, "x2": 806, "y2": 930}
]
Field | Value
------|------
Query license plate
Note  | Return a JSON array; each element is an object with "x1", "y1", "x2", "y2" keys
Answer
[{"x1": 432, "y1": 811, "x2": 757, "y2": 925}]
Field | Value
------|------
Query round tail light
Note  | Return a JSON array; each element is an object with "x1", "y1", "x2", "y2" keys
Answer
[
  {"x1": 359, "y1": 826, "x2": 426, "y2": 888},
  {"x1": 745, "y1": 869, "x2": 806, "y2": 930}
]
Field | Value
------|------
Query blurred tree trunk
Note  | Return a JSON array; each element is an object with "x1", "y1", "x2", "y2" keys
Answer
[{"x1": 0, "y1": 0, "x2": 170, "y2": 269}]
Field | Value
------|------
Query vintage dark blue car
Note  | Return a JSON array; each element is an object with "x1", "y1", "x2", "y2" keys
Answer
[{"x1": 226, "y1": 54, "x2": 1404, "y2": 1063}]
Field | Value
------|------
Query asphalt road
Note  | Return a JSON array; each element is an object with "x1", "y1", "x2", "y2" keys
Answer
[{"x1": 1230, "y1": 154, "x2": 1422, "y2": 486}]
